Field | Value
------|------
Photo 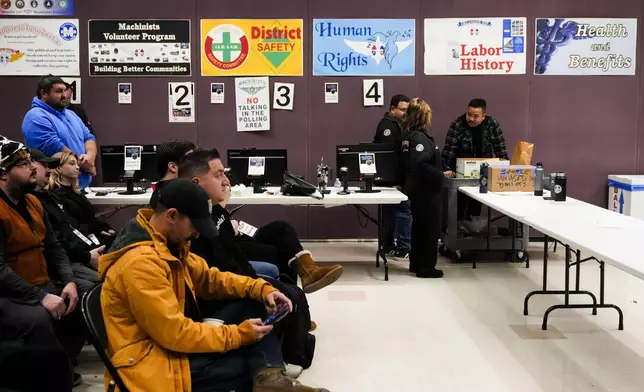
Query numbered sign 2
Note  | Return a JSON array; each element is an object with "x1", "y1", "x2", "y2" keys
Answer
[
  {"x1": 62, "y1": 78, "x2": 81, "y2": 104},
  {"x1": 168, "y1": 82, "x2": 195, "y2": 123},
  {"x1": 363, "y1": 79, "x2": 384, "y2": 107},
  {"x1": 273, "y1": 82, "x2": 294, "y2": 111}
]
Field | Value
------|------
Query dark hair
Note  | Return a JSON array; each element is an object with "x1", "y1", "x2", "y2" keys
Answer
[
  {"x1": 156, "y1": 139, "x2": 197, "y2": 177},
  {"x1": 390, "y1": 94, "x2": 410, "y2": 110},
  {"x1": 178, "y1": 148, "x2": 221, "y2": 180},
  {"x1": 36, "y1": 74, "x2": 66, "y2": 98},
  {"x1": 468, "y1": 98, "x2": 487, "y2": 112}
]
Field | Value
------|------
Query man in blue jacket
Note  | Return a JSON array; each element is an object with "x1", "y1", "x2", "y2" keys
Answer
[{"x1": 22, "y1": 75, "x2": 97, "y2": 189}]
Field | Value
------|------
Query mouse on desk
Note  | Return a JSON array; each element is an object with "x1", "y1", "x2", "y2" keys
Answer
[{"x1": 95, "y1": 191, "x2": 109, "y2": 196}]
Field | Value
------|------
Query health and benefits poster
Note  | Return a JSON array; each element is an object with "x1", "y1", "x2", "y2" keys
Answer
[
  {"x1": 0, "y1": 0, "x2": 73, "y2": 16},
  {"x1": 534, "y1": 18, "x2": 637, "y2": 76},
  {"x1": 88, "y1": 19, "x2": 191, "y2": 76},
  {"x1": 0, "y1": 18, "x2": 80, "y2": 76},
  {"x1": 312, "y1": 19, "x2": 415, "y2": 76},
  {"x1": 424, "y1": 18, "x2": 527, "y2": 75},
  {"x1": 201, "y1": 19, "x2": 303, "y2": 76}
]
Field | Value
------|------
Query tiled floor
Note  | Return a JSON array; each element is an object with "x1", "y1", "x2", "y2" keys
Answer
[{"x1": 76, "y1": 242, "x2": 644, "y2": 392}]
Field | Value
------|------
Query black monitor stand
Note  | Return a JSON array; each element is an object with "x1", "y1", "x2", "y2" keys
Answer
[
  {"x1": 357, "y1": 174, "x2": 381, "y2": 194},
  {"x1": 249, "y1": 175, "x2": 266, "y2": 194},
  {"x1": 118, "y1": 171, "x2": 146, "y2": 195}
]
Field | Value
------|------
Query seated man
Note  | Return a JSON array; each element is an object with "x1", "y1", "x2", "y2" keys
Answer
[
  {"x1": 442, "y1": 98, "x2": 509, "y2": 221},
  {"x1": 0, "y1": 137, "x2": 86, "y2": 387},
  {"x1": 149, "y1": 138, "x2": 196, "y2": 206},
  {"x1": 98, "y1": 178, "x2": 327, "y2": 392}
]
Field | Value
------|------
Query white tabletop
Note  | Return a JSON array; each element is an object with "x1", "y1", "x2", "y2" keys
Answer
[
  {"x1": 86, "y1": 186, "x2": 408, "y2": 206},
  {"x1": 459, "y1": 186, "x2": 644, "y2": 281}
]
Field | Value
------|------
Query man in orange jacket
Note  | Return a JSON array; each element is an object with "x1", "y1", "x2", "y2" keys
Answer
[{"x1": 99, "y1": 179, "x2": 329, "y2": 392}]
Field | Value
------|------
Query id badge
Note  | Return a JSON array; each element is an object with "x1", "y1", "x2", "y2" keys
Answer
[
  {"x1": 237, "y1": 221, "x2": 258, "y2": 237},
  {"x1": 87, "y1": 233, "x2": 101, "y2": 246},
  {"x1": 73, "y1": 229, "x2": 93, "y2": 246}
]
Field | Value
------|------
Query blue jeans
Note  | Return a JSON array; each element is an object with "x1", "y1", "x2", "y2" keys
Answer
[
  {"x1": 382, "y1": 200, "x2": 412, "y2": 251},
  {"x1": 250, "y1": 261, "x2": 279, "y2": 279}
]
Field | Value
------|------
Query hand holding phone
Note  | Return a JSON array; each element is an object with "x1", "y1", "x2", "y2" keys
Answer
[{"x1": 262, "y1": 304, "x2": 290, "y2": 326}]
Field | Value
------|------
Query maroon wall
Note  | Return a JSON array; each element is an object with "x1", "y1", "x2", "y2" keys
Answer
[{"x1": 1, "y1": 0, "x2": 643, "y2": 238}]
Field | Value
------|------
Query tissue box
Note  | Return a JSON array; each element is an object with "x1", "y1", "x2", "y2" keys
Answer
[
  {"x1": 488, "y1": 165, "x2": 536, "y2": 192},
  {"x1": 456, "y1": 158, "x2": 509, "y2": 178}
]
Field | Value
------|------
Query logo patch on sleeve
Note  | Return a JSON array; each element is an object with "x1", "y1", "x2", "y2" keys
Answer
[
  {"x1": 416, "y1": 144, "x2": 424, "y2": 152},
  {"x1": 383, "y1": 129, "x2": 391, "y2": 136}
]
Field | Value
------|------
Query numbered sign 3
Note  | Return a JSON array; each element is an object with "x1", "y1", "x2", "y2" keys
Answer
[
  {"x1": 168, "y1": 82, "x2": 195, "y2": 123},
  {"x1": 62, "y1": 78, "x2": 81, "y2": 104},
  {"x1": 273, "y1": 82, "x2": 294, "y2": 111},
  {"x1": 363, "y1": 79, "x2": 384, "y2": 107}
]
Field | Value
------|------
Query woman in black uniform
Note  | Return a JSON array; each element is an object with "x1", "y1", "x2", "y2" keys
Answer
[{"x1": 401, "y1": 98, "x2": 445, "y2": 278}]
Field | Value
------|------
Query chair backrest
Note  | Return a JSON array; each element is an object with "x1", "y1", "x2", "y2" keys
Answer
[{"x1": 81, "y1": 283, "x2": 130, "y2": 392}]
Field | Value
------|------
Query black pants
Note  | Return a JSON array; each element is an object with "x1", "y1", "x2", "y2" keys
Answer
[
  {"x1": 409, "y1": 192, "x2": 442, "y2": 273},
  {"x1": 190, "y1": 299, "x2": 284, "y2": 392},
  {"x1": 0, "y1": 340, "x2": 73, "y2": 392}
]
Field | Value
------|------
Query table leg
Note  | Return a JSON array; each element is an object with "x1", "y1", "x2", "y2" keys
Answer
[{"x1": 378, "y1": 204, "x2": 389, "y2": 281}]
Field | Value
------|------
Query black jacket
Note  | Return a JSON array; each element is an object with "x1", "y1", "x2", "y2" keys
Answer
[
  {"x1": 373, "y1": 112, "x2": 405, "y2": 187},
  {"x1": 49, "y1": 185, "x2": 112, "y2": 236},
  {"x1": 67, "y1": 103, "x2": 94, "y2": 135},
  {"x1": 402, "y1": 130, "x2": 445, "y2": 195}
]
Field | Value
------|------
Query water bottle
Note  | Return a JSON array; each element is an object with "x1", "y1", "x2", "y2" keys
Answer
[
  {"x1": 534, "y1": 162, "x2": 544, "y2": 196},
  {"x1": 554, "y1": 172, "x2": 567, "y2": 202},
  {"x1": 333, "y1": 178, "x2": 342, "y2": 192},
  {"x1": 479, "y1": 162, "x2": 489, "y2": 193}
]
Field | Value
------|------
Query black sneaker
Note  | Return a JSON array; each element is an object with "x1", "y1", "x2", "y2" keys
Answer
[
  {"x1": 416, "y1": 269, "x2": 444, "y2": 278},
  {"x1": 392, "y1": 250, "x2": 410, "y2": 261},
  {"x1": 72, "y1": 373, "x2": 83, "y2": 388}
]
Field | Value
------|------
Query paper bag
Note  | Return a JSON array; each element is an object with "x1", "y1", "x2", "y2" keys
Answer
[{"x1": 510, "y1": 141, "x2": 534, "y2": 165}]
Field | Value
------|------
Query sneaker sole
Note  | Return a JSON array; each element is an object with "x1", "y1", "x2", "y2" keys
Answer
[
  {"x1": 303, "y1": 265, "x2": 343, "y2": 294},
  {"x1": 392, "y1": 255, "x2": 409, "y2": 261}
]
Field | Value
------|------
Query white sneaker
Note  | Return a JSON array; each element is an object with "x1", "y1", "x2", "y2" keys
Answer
[{"x1": 284, "y1": 363, "x2": 303, "y2": 378}]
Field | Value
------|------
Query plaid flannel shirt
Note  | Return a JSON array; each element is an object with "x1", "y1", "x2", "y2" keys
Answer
[{"x1": 441, "y1": 114, "x2": 508, "y2": 171}]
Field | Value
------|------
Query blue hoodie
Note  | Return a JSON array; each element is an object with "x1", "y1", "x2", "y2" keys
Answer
[{"x1": 22, "y1": 97, "x2": 96, "y2": 189}]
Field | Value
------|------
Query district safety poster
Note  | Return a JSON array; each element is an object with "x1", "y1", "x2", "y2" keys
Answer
[
  {"x1": 424, "y1": 17, "x2": 527, "y2": 75},
  {"x1": 200, "y1": 19, "x2": 303, "y2": 76},
  {"x1": 534, "y1": 18, "x2": 637, "y2": 76}
]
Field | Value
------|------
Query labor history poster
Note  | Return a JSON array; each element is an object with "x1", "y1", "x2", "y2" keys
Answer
[
  {"x1": 424, "y1": 18, "x2": 527, "y2": 75},
  {"x1": 534, "y1": 18, "x2": 637, "y2": 75},
  {"x1": 200, "y1": 19, "x2": 303, "y2": 76},
  {"x1": 0, "y1": 18, "x2": 80, "y2": 75},
  {"x1": 88, "y1": 19, "x2": 191, "y2": 76},
  {"x1": 312, "y1": 19, "x2": 415, "y2": 76},
  {"x1": 0, "y1": 0, "x2": 73, "y2": 16},
  {"x1": 235, "y1": 77, "x2": 270, "y2": 132}
]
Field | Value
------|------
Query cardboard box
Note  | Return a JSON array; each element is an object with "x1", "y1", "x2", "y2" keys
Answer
[
  {"x1": 456, "y1": 158, "x2": 509, "y2": 178},
  {"x1": 488, "y1": 165, "x2": 536, "y2": 192}
]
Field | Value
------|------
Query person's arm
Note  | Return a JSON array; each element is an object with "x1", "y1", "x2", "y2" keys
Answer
[
  {"x1": 411, "y1": 138, "x2": 445, "y2": 188},
  {"x1": 42, "y1": 213, "x2": 74, "y2": 285},
  {"x1": 22, "y1": 114, "x2": 72, "y2": 156},
  {"x1": 373, "y1": 118, "x2": 396, "y2": 144},
  {"x1": 122, "y1": 256, "x2": 257, "y2": 353},
  {"x1": 441, "y1": 122, "x2": 460, "y2": 171},
  {"x1": 0, "y1": 225, "x2": 46, "y2": 303},
  {"x1": 489, "y1": 118, "x2": 509, "y2": 160}
]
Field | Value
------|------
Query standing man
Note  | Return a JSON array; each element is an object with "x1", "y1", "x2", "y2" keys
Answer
[
  {"x1": 22, "y1": 74, "x2": 97, "y2": 189},
  {"x1": 373, "y1": 94, "x2": 412, "y2": 260},
  {"x1": 442, "y1": 98, "x2": 508, "y2": 220},
  {"x1": 63, "y1": 82, "x2": 95, "y2": 135}
]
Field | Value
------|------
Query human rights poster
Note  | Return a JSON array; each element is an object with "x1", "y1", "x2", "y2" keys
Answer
[
  {"x1": 0, "y1": 18, "x2": 80, "y2": 75},
  {"x1": 88, "y1": 20, "x2": 191, "y2": 76},
  {"x1": 200, "y1": 19, "x2": 303, "y2": 76},
  {"x1": 312, "y1": 19, "x2": 415, "y2": 76},
  {"x1": 0, "y1": 0, "x2": 73, "y2": 16},
  {"x1": 534, "y1": 18, "x2": 637, "y2": 76},
  {"x1": 424, "y1": 18, "x2": 527, "y2": 75}
]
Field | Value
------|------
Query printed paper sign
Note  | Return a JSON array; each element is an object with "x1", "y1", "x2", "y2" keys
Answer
[
  {"x1": 210, "y1": 83, "x2": 224, "y2": 104},
  {"x1": 313, "y1": 19, "x2": 415, "y2": 76},
  {"x1": 424, "y1": 18, "x2": 527, "y2": 75},
  {"x1": 273, "y1": 82, "x2": 294, "y2": 110},
  {"x1": 0, "y1": 18, "x2": 80, "y2": 75},
  {"x1": 201, "y1": 19, "x2": 303, "y2": 76},
  {"x1": 168, "y1": 82, "x2": 195, "y2": 123},
  {"x1": 88, "y1": 19, "x2": 191, "y2": 76},
  {"x1": 0, "y1": 0, "x2": 73, "y2": 16},
  {"x1": 359, "y1": 153, "x2": 377, "y2": 174},
  {"x1": 237, "y1": 221, "x2": 258, "y2": 237},
  {"x1": 235, "y1": 77, "x2": 270, "y2": 132},
  {"x1": 534, "y1": 18, "x2": 637, "y2": 75},
  {"x1": 325, "y1": 82, "x2": 339, "y2": 103},
  {"x1": 363, "y1": 79, "x2": 383, "y2": 106},
  {"x1": 248, "y1": 157, "x2": 266, "y2": 176},
  {"x1": 118, "y1": 83, "x2": 132, "y2": 104},
  {"x1": 62, "y1": 77, "x2": 81, "y2": 104},
  {"x1": 124, "y1": 145, "x2": 142, "y2": 171}
]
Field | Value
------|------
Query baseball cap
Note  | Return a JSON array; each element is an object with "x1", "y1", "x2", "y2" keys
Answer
[
  {"x1": 29, "y1": 149, "x2": 60, "y2": 169},
  {"x1": 0, "y1": 136, "x2": 29, "y2": 170},
  {"x1": 156, "y1": 179, "x2": 218, "y2": 238}
]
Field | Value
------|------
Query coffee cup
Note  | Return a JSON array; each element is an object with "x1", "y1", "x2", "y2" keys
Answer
[{"x1": 202, "y1": 318, "x2": 224, "y2": 327}]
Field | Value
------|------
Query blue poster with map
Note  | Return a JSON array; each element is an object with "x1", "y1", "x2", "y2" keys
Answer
[{"x1": 312, "y1": 19, "x2": 415, "y2": 76}]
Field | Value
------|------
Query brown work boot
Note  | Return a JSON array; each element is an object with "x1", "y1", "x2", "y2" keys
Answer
[
  {"x1": 292, "y1": 251, "x2": 343, "y2": 294},
  {"x1": 309, "y1": 320, "x2": 317, "y2": 332},
  {"x1": 254, "y1": 368, "x2": 329, "y2": 392}
]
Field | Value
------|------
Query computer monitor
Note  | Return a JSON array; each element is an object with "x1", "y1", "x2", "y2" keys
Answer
[
  {"x1": 100, "y1": 145, "x2": 159, "y2": 193},
  {"x1": 226, "y1": 148, "x2": 288, "y2": 192},
  {"x1": 336, "y1": 143, "x2": 397, "y2": 193}
]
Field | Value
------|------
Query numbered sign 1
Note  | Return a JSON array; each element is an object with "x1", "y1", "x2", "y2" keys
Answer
[
  {"x1": 273, "y1": 82, "x2": 294, "y2": 111},
  {"x1": 168, "y1": 82, "x2": 195, "y2": 123},
  {"x1": 363, "y1": 79, "x2": 384, "y2": 107},
  {"x1": 62, "y1": 78, "x2": 81, "y2": 104}
]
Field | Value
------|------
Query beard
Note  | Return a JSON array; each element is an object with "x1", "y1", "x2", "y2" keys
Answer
[
  {"x1": 20, "y1": 182, "x2": 37, "y2": 193},
  {"x1": 47, "y1": 98, "x2": 66, "y2": 112}
]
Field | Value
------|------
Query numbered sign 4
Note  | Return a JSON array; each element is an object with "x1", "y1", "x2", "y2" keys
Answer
[
  {"x1": 168, "y1": 82, "x2": 195, "y2": 123},
  {"x1": 363, "y1": 79, "x2": 384, "y2": 107},
  {"x1": 62, "y1": 78, "x2": 81, "y2": 104},
  {"x1": 273, "y1": 82, "x2": 294, "y2": 111}
]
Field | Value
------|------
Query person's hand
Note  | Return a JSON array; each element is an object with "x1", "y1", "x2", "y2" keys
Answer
[
  {"x1": 264, "y1": 291, "x2": 293, "y2": 314},
  {"x1": 100, "y1": 229, "x2": 115, "y2": 237},
  {"x1": 89, "y1": 245, "x2": 106, "y2": 269},
  {"x1": 60, "y1": 282, "x2": 79, "y2": 315},
  {"x1": 247, "y1": 318, "x2": 273, "y2": 341},
  {"x1": 443, "y1": 170, "x2": 456, "y2": 178},
  {"x1": 78, "y1": 155, "x2": 97, "y2": 175},
  {"x1": 231, "y1": 220, "x2": 240, "y2": 236},
  {"x1": 41, "y1": 293, "x2": 66, "y2": 319}
]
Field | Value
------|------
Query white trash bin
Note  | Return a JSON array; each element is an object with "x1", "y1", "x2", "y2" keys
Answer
[{"x1": 608, "y1": 175, "x2": 644, "y2": 219}]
